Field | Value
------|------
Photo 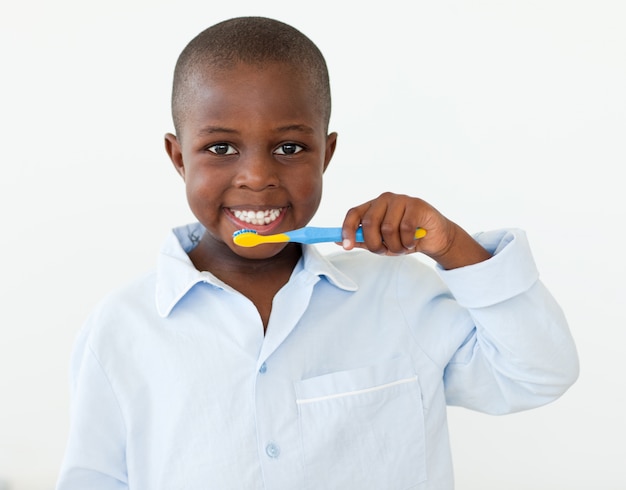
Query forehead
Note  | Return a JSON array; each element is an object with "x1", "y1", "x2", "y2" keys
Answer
[{"x1": 180, "y1": 62, "x2": 325, "y2": 136}]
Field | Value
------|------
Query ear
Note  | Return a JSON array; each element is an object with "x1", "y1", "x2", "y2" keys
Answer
[
  {"x1": 164, "y1": 133, "x2": 185, "y2": 180},
  {"x1": 323, "y1": 132, "x2": 338, "y2": 173}
]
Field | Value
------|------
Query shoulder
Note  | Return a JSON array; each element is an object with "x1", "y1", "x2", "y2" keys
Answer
[
  {"x1": 80, "y1": 270, "x2": 159, "y2": 345},
  {"x1": 97, "y1": 270, "x2": 157, "y2": 315},
  {"x1": 67, "y1": 269, "x2": 159, "y2": 385}
]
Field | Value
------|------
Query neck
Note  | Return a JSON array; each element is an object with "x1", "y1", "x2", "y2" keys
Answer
[
  {"x1": 188, "y1": 232, "x2": 302, "y2": 331},
  {"x1": 188, "y1": 231, "x2": 302, "y2": 285}
]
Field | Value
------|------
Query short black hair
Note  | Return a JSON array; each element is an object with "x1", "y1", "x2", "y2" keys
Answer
[{"x1": 171, "y1": 17, "x2": 331, "y2": 135}]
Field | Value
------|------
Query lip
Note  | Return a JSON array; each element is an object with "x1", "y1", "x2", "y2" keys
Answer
[{"x1": 224, "y1": 206, "x2": 288, "y2": 234}]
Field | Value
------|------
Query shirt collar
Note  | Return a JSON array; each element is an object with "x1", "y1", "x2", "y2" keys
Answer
[{"x1": 155, "y1": 223, "x2": 358, "y2": 318}]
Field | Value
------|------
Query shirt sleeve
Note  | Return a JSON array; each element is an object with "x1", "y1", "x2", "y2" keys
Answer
[
  {"x1": 56, "y1": 326, "x2": 129, "y2": 490},
  {"x1": 436, "y1": 229, "x2": 579, "y2": 414}
]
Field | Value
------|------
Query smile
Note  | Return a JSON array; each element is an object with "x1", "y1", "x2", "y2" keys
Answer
[{"x1": 231, "y1": 208, "x2": 283, "y2": 226}]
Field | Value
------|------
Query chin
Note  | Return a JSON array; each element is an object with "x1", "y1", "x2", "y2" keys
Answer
[
  {"x1": 232, "y1": 243, "x2": 286, "y2": 260},
  {"x1": 233, "y1": 241, "x2": 300, "y2": 262}
]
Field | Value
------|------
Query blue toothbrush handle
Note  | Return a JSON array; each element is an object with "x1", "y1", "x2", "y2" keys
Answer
[{"x1": 286, "y1": 226, "x2": 365, "y2": 244}]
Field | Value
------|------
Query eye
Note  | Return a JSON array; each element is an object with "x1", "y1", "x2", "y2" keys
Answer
[
  {"x1": 207, "y1": 143, "x2": 237, "y2": 155},
  {"x1": 274, "y1": 143, "x2": 304, "y2": 155}
]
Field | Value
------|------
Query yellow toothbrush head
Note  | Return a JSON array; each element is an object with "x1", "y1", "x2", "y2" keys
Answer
[{"x1": 232, "y1": 229, "x2": 291, "y2": 247}]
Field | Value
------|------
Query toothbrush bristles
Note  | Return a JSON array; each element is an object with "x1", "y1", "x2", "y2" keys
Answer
[{"x1": 233, "y1": 229, "x2": 258, "y2": 237}]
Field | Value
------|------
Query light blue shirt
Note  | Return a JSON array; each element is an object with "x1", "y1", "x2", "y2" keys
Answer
[{"x1": 57, "y1": 224, "x2": 578, "y2": 490}]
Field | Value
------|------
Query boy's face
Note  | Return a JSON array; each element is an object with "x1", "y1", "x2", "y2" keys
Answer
[{"x1": 165, "y1": 62, "x2": 337, "y2": 260}]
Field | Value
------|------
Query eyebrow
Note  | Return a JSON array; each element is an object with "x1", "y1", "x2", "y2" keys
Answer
[
  {"x1": 197, "y1": 126, "x2": 239, "y2": 136},
  {"x1": 196, "y1": 124, "x2": 315, "y2": 137},
  {"x1": 275, "y1": 124, "x2": 315, "y2": 134}
]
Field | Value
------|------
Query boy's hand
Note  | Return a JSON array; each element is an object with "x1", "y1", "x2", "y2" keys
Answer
[{"x1": 341, "y1": 192, "x2": 492, "y2": 270}]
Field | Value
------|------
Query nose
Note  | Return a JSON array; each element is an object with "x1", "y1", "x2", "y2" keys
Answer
[{"x1": 233, "y1": 151, "x2": 279, "y2": 191}]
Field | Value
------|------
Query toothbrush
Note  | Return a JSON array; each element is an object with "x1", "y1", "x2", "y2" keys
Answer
[{"x1": 232, "y1": 226, "x2": 427, "y2": 247}]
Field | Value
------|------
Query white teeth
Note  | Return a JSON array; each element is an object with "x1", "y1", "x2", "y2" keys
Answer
[{"x1": 232, "y1": 208, "x2": 282, "y2": 226}]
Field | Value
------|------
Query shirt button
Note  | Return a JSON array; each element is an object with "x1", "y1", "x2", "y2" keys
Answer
[
  {"x1": 265, "y1": 442, "x2": 280, "y2": 459},
  {"x1": 259, "y1": 362, "x2": 267, "y2": 374}
]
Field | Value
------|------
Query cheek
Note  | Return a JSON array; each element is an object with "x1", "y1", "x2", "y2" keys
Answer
[
  {"x1": 185, "y1": 175, "x2": 206, "y2": 203},
  {"x1": 184, "y1": 170, "x2": 223, "y2": 213},
  {"x1": 185, "y1": 166, "x2": 225, "y2": 195},
  {"x1": 293, "y1": 171, "x2": 324, "y2": 208}
]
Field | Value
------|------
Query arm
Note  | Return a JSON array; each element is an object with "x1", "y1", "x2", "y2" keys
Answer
[
  {"x1": 438, "y1": 229, "x2": 579, "y2": 413},
  {"x1": 342, "y1": 193, "x2": 579, "y2": 413},
  {"x1": 56, "y1": 328, "x2": 129, "y2": 490}
]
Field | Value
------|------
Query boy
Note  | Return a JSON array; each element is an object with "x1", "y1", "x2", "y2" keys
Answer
[{"x1": 57, "y1": 16, "x2": 578, "y2": 490}]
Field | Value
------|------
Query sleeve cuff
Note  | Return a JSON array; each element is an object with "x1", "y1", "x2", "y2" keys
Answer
[{"x1": 436, "y1": 229, "x2": 539, "y2": 308}]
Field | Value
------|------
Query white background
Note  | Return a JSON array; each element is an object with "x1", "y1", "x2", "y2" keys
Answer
[{"x1": 1, "y1": 0, "x2": 624, "y2": 488}]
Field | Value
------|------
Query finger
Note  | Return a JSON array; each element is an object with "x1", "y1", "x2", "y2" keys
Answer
[
  {"x1": 341, "y1": 202, "x2": 370, "y2": 250},
  {"x1": 399, "y1": 202, "x2": 425, "y2": 252},
  {"x1": 362, "y1": 193, "x2": 422, "y2": 255},
  {"x1": 359, "y1": 198, "x2": 390, "y2": 254},
  {"x1": 379, "y1": 201, "x2": 412, "y2": 255}
]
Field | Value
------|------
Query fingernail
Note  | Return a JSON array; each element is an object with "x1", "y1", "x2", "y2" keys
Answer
[{"x1": 342, "y1": 238, "x2": 351, "y2": 249}]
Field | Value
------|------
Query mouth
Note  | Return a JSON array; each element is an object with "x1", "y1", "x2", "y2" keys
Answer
[{"x1": 226, "y1": 207, "x2": 287, "y2": 232}]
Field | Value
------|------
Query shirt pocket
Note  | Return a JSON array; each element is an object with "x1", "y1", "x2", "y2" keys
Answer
[{"x1": 294, "y1": 356, "x2": 427, "y2": 490}]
